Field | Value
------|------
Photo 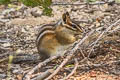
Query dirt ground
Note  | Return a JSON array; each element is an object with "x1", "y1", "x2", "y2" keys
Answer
[{"x1": 0, "y1": 0, "x2": 120, "y2": 80}]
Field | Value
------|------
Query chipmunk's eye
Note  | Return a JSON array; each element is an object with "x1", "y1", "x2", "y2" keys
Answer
[
  {"x1": 71, "y1": 24, "x2": 78, "y2": 29},
  {"x1": 72, "y1": 25, "x2": 77, "y2": 28},
  {"x1": 70, "y1": 23, "x2": 83, "y2": 32}
]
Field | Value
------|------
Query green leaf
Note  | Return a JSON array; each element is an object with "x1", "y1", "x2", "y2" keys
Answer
[
  {"x1": 20, "y1": 0, "x2": 52, "y2": 16},
  {"x1": 43, "y1": 7, "x2": 52, "y2": 16},
  {"x1": 0, "y1": 0, "x2": 10, "y2": 5},
  {"x1": 20, "y1": 0, "x2": 41, "y2": 7},
  {"x1": 42, "y1": 0, "x2": 52, "y2": 8}
]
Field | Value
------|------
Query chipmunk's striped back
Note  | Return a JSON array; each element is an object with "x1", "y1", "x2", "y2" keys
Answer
[{"x1": 36, "y1": 24, "x2": 55, "y2": 51}]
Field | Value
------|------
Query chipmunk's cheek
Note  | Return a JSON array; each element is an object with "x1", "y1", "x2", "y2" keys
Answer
[
  {"x1": 69, "y1": 36, "x2": 76, "y2": 43},
  {"x1": 74, "y1": 32, "x2": 83, "y2": 39},
  {"x1": 75, "y1": 35, "x2": 83, "y2": 40}
]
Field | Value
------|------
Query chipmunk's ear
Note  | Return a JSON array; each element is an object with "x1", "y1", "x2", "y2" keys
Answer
[{"x1": 62, "y1": 12, "x2": 72, "y2": 24}]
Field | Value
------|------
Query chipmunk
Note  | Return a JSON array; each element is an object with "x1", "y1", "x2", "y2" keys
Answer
[
  {"x1": 36, "y1": 12, "x2": 83, "y2": 60},
  {"x1": 5, "y1": 12, "x2": 83, "y2": 63}
]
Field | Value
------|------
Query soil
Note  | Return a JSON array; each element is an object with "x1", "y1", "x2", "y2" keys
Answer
[{"x1": 0, "y1": 0, "x2": 120, "y2": 80}]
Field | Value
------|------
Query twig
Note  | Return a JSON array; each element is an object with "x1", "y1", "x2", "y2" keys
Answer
[
  {"x1": 64, "y1": 58, "x2": 78, "y2": 80},
  {"x1": 0, "y1": 57, "x2": 9, "y2": 63},
  {"x1": 108, "y1": 25, "x2": 120, "y2": 33},
  {"x1": 111, "y1": 48, "x2": 120, "y2": 53},
  {"x1": 65, "y1": 59, "x2": 120, "y2": 75},
  {"x1": 79, "y1": 60, "x2": 120, "y2": 70},
  {"x1": 88, "y1": 19, "x2": 120, "y2": 58},
  {"x1": 0, "y1": 19, "x2": 9, "y2": 23},
  {"x1": 52, "y1": 1, "x2": 120, "y2": 6},
  {"x1": 25, "y1": 55, "x2": 60, "y2": 80},
  {"x1": 45, "y1": 30, "x2": 95, "y2": 80},
  {"x1": 0, "y1": 52, "x2": 14, "y2": 63},
  {"x1": 0, "y1": 39, "x2": 10, "y2": 43},
  {"x1": 79, "y1": 48, "x2": 86, "y2": 59},
  {"x1": 0, "y1": 47, "x2": 10, "y2": 50},
  {"x1": 31, "y1": 69, "x2": 54, "y2": 80}
]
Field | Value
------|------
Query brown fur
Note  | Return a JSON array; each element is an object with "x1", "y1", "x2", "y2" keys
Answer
[{"x1": 36, "y1": 12, "x2": 83, "y2": 60}]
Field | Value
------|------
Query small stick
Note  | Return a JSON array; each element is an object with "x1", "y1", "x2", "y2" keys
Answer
[
  {"x1": 64, "y1": 58, "x2": 78, "y2": 79},
  {"x1": 108, "y1": 25, "x2": 120, "y2": 33},
  {"x1": 79, "y1": 48, "x2": 86, "y2": 59}
]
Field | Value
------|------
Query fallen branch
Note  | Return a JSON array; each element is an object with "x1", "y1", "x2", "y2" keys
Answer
[
  {"x1": 45, "y1": 30, "x2": 95, "y2": 80},
  {"x1": 25, "y1": 55, "x2": 60, "y2": 80},
  {"x1": 31, "y1": 69, "x2": 54, "y2": 80}
]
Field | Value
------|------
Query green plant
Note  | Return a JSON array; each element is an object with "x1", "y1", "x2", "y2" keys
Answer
[
  {"x1": 20, "y1": 0, "x2": 42, "y2": 7},
  {"x1": 20, "y1": 0, "x2": 52, "y2": 16},
  {"x1": 0, "y1": 0, "x2": 10, "y2": 5},
  {"x1": 41, "y1": 0, "x2": 52, "y2": 16},
  {"x1": 0, "y1": 0, "x2": 52, "y2": 16}
]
